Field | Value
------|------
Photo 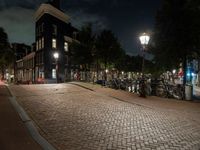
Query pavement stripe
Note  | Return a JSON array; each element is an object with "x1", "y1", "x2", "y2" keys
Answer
[{"x1": 8, "y1": 88, "x2": 57, "y2": 150}]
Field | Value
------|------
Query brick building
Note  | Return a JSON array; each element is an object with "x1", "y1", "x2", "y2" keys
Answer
[
  {"x1": 15, "y1": 0, "x2": 78, "y2": 83},
  {"x1": 34, "y1": 0, "x2": 78, "y2": 83}
]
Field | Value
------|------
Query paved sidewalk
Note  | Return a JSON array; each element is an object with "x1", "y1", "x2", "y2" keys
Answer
[
  {"x1": 9, "y1": 83, "x2": 200, "y2": 150},
  {"x1": 0, "y1": 82, "x2": 42, "y2": 150},
  {"x1": 71, "y1": 82, "x2": 200, "y2": 123}
]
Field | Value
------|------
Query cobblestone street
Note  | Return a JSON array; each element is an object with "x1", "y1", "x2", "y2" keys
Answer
[{"x1": 9, "y1": 83, "x2": 200, "y2": 150}]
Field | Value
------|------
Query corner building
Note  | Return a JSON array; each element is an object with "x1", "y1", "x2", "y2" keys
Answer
[{"x1": 34, "y1": 0, "x2": 78, "y2": 83}]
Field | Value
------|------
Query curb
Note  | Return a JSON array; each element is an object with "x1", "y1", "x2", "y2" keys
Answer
[
  {"x1": 69, "y1": 82, "x2": 94, "y2": 91},
  {"x1": 69, "y1": 82, "x2": 153, "y2": 110},
  {"x1": 7, "y1": 86, "x2": 56, "y2": 150}
]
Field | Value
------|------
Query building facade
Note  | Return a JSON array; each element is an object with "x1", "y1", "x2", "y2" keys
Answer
[
  {"x1": 13, "y1": 43, "x2": 33, "y2": 83},
  {"x1": 16, "y1": 59, "x2": 23, "y2": 82},
  {"x1": 14, "y1": 0, "x2": 78, "y2": 83},
  {"x1": 23, "y1": 52, "x2": 35, "y2": 83},
  {"x1": 14, "y1": 44, "x2": 36, "y2": 83},
  {"x1": 34, "y1": 0, "x2": 78, "y2": 83}
]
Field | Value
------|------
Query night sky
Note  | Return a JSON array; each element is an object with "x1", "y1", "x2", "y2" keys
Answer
[{"x1": 0, "y1": 0, "x2": 162, "y2": 55}]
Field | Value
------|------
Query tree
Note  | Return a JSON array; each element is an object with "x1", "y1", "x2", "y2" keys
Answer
[
  {"x1": 119, "y1": 55, "x2": 142, "y2": 72},
  {"x1": 0, "y1": 27, "x2": 13, "y2": 80},
  {"x1": 71, "y1": 25, "x2": 125, "y2": 81},
  {"x1": 151, "y1": 0, "x2": 200, "y2": 82},
  {"x1": 70, "y1": 23, "x2": 97, "y2": 81},
  {"x1": 71, "y1": 24, "x2": 95, "y2": 70},
  {"x1": 96, "y1": 30, "x2": 124, "y2": 70}
]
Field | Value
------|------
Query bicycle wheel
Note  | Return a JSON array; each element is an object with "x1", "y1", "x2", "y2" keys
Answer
[{"x1": 156, "y1": 86, "x2": 168, "y2": 98}]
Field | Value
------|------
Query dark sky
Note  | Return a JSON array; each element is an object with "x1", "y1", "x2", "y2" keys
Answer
[{"x1": 0, "y1": 0, "x2": 162, "y2": 55}]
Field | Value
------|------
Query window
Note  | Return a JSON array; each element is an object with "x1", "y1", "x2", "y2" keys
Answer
[
  {"x1": 73, "y1": 32, "x2": 77, "y2": 39},
  {"x1": 41, "y1": 23, "x2": 44, "y2": 33},
  {"x1": 37, "y1": 27, "x2": 39, "y2": 37},
  {"x1": 52, "y1": 69, "x2": 56, "y2": 79},
  {"x1": 37, "y1": 23, "x2": 44, "y2": 36},
  {"x1": 39, "y1": 26, "x2": 41, "y2": 36},
  {"x1": 32, "y1": 59, "x2": 34, "y2": 68},
  {"x1": 38, "y1": 53, "x2": 40, "y2": 64},
  {"x1": 52, "y1": 38, "x2": 56, "y2": 48},
  {"x1": 64, "y1": 42, "x2": 68, "y2": 52},
  {"x1": 39, "y1": 38, "x2": 41, "y2": 50},
  {"x1": 52, "y1": 24, "x2": 57, "y2": 35},
  {"x1": 36, "y1": 28, "x2": 38, "y2": 37},
  {"x1": 37, "y1": 52, "x2": 43, "y2": 64},
  {"x1": 65, "y1": 55, "x2": 68, "y2": 64},
  {"x1": 36, "y1": 41, "x2": 38, "y2": 51},
  {"x1": 36, "y1": 54, "x2": 38, "y2": 65},
  {"x1": 42, "y1": 37, "x2": 44, "y2": 48},
  {"x1": 41, "y1": 51, "x2": 44, "y2": 63}
]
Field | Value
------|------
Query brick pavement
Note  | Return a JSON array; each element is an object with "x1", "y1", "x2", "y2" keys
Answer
[
  {"x1": 9, "y1": 83, "x2": 200, "y2": 150},
  {"x1": 71, "y1": 82, "x2": 200, "y2": 124}
]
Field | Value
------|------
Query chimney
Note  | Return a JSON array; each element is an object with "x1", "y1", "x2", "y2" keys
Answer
[{"x1": 52, "y1": 0, "x2": 60, "y2": 9}]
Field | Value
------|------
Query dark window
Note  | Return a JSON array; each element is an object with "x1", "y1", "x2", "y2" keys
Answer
[
  {"x1": 41, "y1": 23, "x2": 44, "y2": 33},
  {"x1": 52, "y1": 24, "x2": 57, "y2": 35}
]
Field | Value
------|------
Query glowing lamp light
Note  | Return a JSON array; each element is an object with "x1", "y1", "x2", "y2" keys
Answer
[
  {"x1": 172, "y1": 69, "x2": 176, "y2": 74},
  {"x1": 53, "y1": 52, "x2": 59, "y2": 59},
  {"x1": 105, "y1": 69, "x2": 109, "y2": 73},
  {"x1": 187, "y1": 72, "x2": 191, "y2": 77},
  {"x1": 139, "y1": 33, "x2": 150, "y2": 45},
  {"x1": 192, "y1": 73, "x2": 195, "y2": 77}
]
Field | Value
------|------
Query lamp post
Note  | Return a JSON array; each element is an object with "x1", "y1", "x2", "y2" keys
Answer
[
  {"x1": 139, "y1": 33, "x2": 150, "y2": 74},
  {"x1": 139, "y1": 33, "x2": 150, "y2": 97},
  {"x1": 53, "y1": 52, "x2": 59, "y2": 83}
]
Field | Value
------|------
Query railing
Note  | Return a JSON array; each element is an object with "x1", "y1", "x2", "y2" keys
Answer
[{"x1": 98, "y1": 78, "x2": 184, "y2": 100}]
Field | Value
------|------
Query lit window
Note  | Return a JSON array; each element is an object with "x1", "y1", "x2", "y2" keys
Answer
[
  {"x1": 52, "y1": 39, "x2": 56, "y2": 48},
  {"x1": 64, "y1": 42, "x2": 68, "y2": 52},
  {"x1": 52, "y1": 69, "x2": 56, "y2": 79}
]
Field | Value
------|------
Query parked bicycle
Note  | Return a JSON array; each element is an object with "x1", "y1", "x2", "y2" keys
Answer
[
  {"x1": 97, "y1": 76, "x2": 184, "y2": 100},
  {"x1": 152, "y1": 79, "x2": 184, "y2": 100}
]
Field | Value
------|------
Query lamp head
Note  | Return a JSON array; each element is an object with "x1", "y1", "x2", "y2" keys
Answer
[
  {"x1": 53, "y1": 52, "x2": 59, "y2": 59},
  {"x1": 139, "y1": 33, "x2": 150, "y2": 45}
]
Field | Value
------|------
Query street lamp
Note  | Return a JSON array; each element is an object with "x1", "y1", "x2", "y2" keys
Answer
[
  {"x1": 139, "y1": 33, "x2": 150, "y2": 73},
  {"x1": 53, "y1": 52, "x2": 59, "y2": 83},
  {"x1": 139, "y1": 33, "x2": 150, "y2": 97}
]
